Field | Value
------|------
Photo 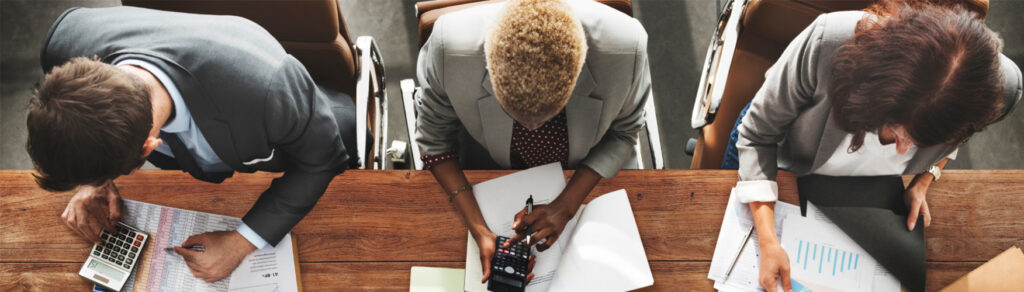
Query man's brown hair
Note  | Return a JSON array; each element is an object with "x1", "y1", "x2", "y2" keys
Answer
[
  {"x1": 26, "y1": 57, "x2": 153, "y2": 191},
  {"x1": 830, "y1": 1, "x2": 1004, "y2": 151}
]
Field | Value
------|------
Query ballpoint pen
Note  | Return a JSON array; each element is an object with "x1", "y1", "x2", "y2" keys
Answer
[
  {"x1": 526, "y1": 195, "x2": 534, "y2": 246},
  {"x1": 165, "y1": 245, "x2": 205, "y2": 252},
  {"x1": 724, "y1": 226, "x2": 753, "y2": 280}
]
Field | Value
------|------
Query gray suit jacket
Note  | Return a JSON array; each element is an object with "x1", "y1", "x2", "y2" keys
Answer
[
  {"x1": 737, "y1": 11, "x2": 1023, "y2": 183},
  {"x1": 42, "y1": 7, "x2": 352, "y2": 245},
  {"x1": 414, "y1": 0, "x2": 651, "y2": 178}
]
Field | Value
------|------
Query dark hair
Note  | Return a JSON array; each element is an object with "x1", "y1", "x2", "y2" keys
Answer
[
  {"x1": 830, "y1": 2, "x2": 1004, "y2": 151},
  {"x1": 26, "y1": 57, "x2": 153, "y2": 192}
]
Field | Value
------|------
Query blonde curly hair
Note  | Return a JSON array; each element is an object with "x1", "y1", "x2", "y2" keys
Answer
[{"x1": 485, "y1": 0, "x2": 587, "y2": 122}]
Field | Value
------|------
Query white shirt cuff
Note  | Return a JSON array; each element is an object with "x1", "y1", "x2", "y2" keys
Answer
[
  {"x1": 734, "y1": 180, "x2": 779, "y2": 203},
  {"x1": 237, "y1": 223, "x2": 270, "y2": 249}
]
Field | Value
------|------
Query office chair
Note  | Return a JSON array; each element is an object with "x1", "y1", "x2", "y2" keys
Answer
[
  {"x1": 121, "y1": 0, "x2": 392, "y2": 169},
  {"x1": 688, "y1": 0, "x2": 884, "y2": 169},
  {"x1": 401, "y1": 0, "x2": 664, "y2": 170}
]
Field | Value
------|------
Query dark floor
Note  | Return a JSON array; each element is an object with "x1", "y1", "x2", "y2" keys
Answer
[{"x1": 2, "y1": 0, "x2": 1022, "y2": 170}]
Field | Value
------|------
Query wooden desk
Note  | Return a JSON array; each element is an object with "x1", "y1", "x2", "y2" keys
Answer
[{"x1": 2, "y1": 170, "x2": 1022, "y2": 291}]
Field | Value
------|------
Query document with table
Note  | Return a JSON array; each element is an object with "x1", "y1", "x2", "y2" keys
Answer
[
  {"x1": 709, "y1": 190, "x2": 899, "y2": 292},
  {"x1": 115, "y1": 199, "x2": 301, "y2": 292},
  {"x1": 464, "y1": 163, "x2": 654, "y2": 291}
]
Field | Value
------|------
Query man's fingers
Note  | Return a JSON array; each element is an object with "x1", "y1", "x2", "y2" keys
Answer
[
  {"x1": 922, "y1": 201, "x2": 932, "y2": 228},
  {"x1": 538, "y1": 233, "x2": 561, "y2": 252},
  {"x1": 527, "y1": 255, "x2": 536, "y2": 272},
  {"x1": 512, "y1": 208, "x2": 527, "y2": 231},
  {"x1": 107, "y1": 190, "x2": 123, "y2": 222},
  {"x1": 182, "y1": 234, "x2": 206, "y2": 248},
  {"x1": 907, "y1": 199, "x2": 921, "y2": 231},
  {"x1": 480, "y1": 255, "x2": 491, "y2": 283},
  {"x1": 528, "y1": 229, "x2": 552, "y2": 248},
  {"x1": 526, "y1": 273, "x2": 535, "y2": 284},
  {"x1": 505, "y1": 233, "x2": 525, "y2": 248}
]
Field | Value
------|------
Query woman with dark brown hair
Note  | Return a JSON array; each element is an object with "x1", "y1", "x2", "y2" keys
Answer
[{"x1": 720, "y1": 0, "x2": 1021, "y2": 291}]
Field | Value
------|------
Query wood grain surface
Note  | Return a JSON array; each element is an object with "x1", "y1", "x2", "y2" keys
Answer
[{"x1": 1, "y1": 169, "x2": 1021, "y2": 291}]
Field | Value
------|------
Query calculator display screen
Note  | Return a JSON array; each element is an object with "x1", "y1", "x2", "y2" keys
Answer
[
  {"x1": 492, "y1": 274, "x2": 523, "y2": 288},
  {"x1": 88, "y1": 259, "x2": 125, "y2": 280}
]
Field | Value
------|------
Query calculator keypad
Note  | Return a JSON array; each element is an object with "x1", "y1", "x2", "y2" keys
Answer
[
  {"x1": 492, "y1": 236, "x2": 530, "y2": 278},
  {"x1": 91, "y1": 223, "x2": 147, "y2": 270}
]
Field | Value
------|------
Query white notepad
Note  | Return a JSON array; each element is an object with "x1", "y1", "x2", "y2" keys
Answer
[{"x1": 464, "y1": 163, "x2": 653, "y2": 291}]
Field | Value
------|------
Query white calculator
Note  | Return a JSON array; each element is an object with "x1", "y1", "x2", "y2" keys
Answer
[{"x1": 79, "y1": 222, "x2": 148, "y2": 291}]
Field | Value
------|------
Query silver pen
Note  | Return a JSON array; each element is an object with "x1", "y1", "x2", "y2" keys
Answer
[
  {"x1": 165, "y1": 245, "x2": 205, "y2": 252},
  {"x1": 724, "y1": 226, "x2": 753, "y2": 280},
  {"x1": 525, "y1": 195, "x2": 534, "y2": 245}
]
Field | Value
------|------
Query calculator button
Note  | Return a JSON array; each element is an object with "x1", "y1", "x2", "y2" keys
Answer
[
  {"x1": 136, "y1": 235, "x2": 144, "y2": 241},
  {"x1": 504, "y1": 266, "x2": 515, "y2": 274},
  {"x1": 131, "y1": 246, "x2": 139, "y2": 252},
  {"x1": 101, "y1": 254, "x2": 109, "y2": 260},
  {"x1": 123, "y1": 263, "x2": 131, "y2": 269},
  {"x1": 118, "y1": 255, "x2": 125, "y2": 260},
  {"x1": 101, "y1": 234, "x2": 109, "y2": 240},
  {"x1": 93, "y1": 250, "x2": 101, "y2": 256},
  {"x1": 133, "y1": 241, "x2": 141, "y2": 247},
  {"x1": 126, "y1": 258, "x2": 133, "y2": 264},
  {"x1": 129, "y1": 252, "x2": 136, "y2": 258}
]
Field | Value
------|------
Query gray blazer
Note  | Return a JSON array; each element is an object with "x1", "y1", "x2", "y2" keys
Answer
[
  {"x1": 737, "y1": 11, "x2": 1023, "y2": 182},
  {"x1": 42, "y1": 7, "x2": 353, "y2": 245},
  {"x1": 414, "y1": 0, "x2": 651, "y2": 178}
]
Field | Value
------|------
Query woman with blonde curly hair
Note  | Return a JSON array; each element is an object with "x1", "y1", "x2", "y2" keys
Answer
[{"x1": 414, "y1": 0, "x2": 651, "y2": 283}]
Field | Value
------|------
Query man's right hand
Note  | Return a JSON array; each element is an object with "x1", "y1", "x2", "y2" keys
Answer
[
  {"x1": 61, "y1": 181, "x2": 123, "y2": 243},
  {"x1": 758, "y1": 241, "x2": 793, "y2": 292}
]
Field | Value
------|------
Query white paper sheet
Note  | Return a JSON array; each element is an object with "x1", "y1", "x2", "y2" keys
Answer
[
  {"x1": 119, "y1": 200, "x2": 299, "y2": 292},
  {"x1": 708, "y1": 189, "x2": 800, "y2": 292},
  {"x1": 548, "y1": 190, "x2": 653, "y2": 291},
  {"x1": 464, "y1": 163, "x2": 571, "y2": 292},
  {"x1": 781, "y1": 202, "x2": 899, "y2": 292}
]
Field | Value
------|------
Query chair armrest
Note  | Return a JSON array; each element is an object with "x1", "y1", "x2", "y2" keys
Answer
[
  {"x1": 354, "y1": 36, "x2": 388, "y2": 169},
  {"x1": 644, "y1": 92, "x2": 665, "y2": 169},
  {"x1": 691, "y1": 0, "x2": 747, "y2": 129},
  {"x1": 400, "y1": 79, "x2": 424, "y2": 170}
]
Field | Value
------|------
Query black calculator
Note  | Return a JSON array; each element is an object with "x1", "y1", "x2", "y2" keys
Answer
[
  {"x1": 78, "y1": 222, "x2": 148, "y2": 291},
  {"x1": 488, "y1": 235, "x2": 530, "y2": 292}
]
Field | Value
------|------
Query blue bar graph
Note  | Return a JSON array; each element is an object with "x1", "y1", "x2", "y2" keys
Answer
[{"x1": 795, "y1": 240, "x2": 861, "y2": 277}]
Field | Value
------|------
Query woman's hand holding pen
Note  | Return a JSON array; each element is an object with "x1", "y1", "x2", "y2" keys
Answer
[{"x1": 507, "y1": 201, "x2": 575, "y2": 252}]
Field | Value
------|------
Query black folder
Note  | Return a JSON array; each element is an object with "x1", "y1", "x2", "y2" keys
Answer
[{"x1": 797, "y1": 175, "x2": 926, "y2": 292}]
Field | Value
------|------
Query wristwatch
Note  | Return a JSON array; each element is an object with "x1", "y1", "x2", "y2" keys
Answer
[{"x1": 928, "y1": 165, "x2": 942, "y2": 182}]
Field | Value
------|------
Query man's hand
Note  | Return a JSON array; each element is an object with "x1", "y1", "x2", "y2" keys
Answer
[
  {"x1": 61, "y1": 181, "x2": 122, "y2": 243},
  {"x1": 758, "y1": 241, "x2": 793, "y2": 292},
  {"x1": 506, "y1": 202, "x2": 574, "y2": 252},
  {"x1": 905, "y1": 174, "x2": 933, "y2": 231},
  {"x1": 173, "y1": 230, "x2": 257, "y2": 282},
  {"x1": 474, "y1": 230, "x2": 536, "y2": 284}
]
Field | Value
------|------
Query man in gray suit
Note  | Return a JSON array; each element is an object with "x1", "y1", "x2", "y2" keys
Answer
[
  {"x1": 27, "y1": 7, "x2": 358, "y2": 281},
  {"x1": 414, "y1": 0, "x2": 650, "y2": 283}
]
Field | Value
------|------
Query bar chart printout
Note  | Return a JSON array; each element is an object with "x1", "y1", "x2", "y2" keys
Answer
[{"x1": 780, "y1": 202, "x2": 888, "y2": 292}]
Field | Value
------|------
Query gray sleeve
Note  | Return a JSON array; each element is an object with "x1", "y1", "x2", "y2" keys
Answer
[
  {"x1": 242, "y1": 58, "x2": 347, "y2": 245},
  {"x1": 413, "y1": 19, "x2": 461, "y2": 157},
  {"x1": 736, "y1": 15, "x2": 827, "y2": 182},
  {"x1": 581, "y1": 31, "x2": 651, "y2": 178}
]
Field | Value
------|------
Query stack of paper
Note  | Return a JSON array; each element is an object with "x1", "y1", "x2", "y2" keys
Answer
[
  {"x1": 781, "y1": 202, "x2": 899, "y2": 292},
  {"x1": 708, "y1": 189, "x2": 799, "y2": 291},
  {"x1": 118, "y1": 200, "x2": 300, "y2": 292},
  {"x1": 464, "y1": 163, "x2": 654, "y2": 291}
]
